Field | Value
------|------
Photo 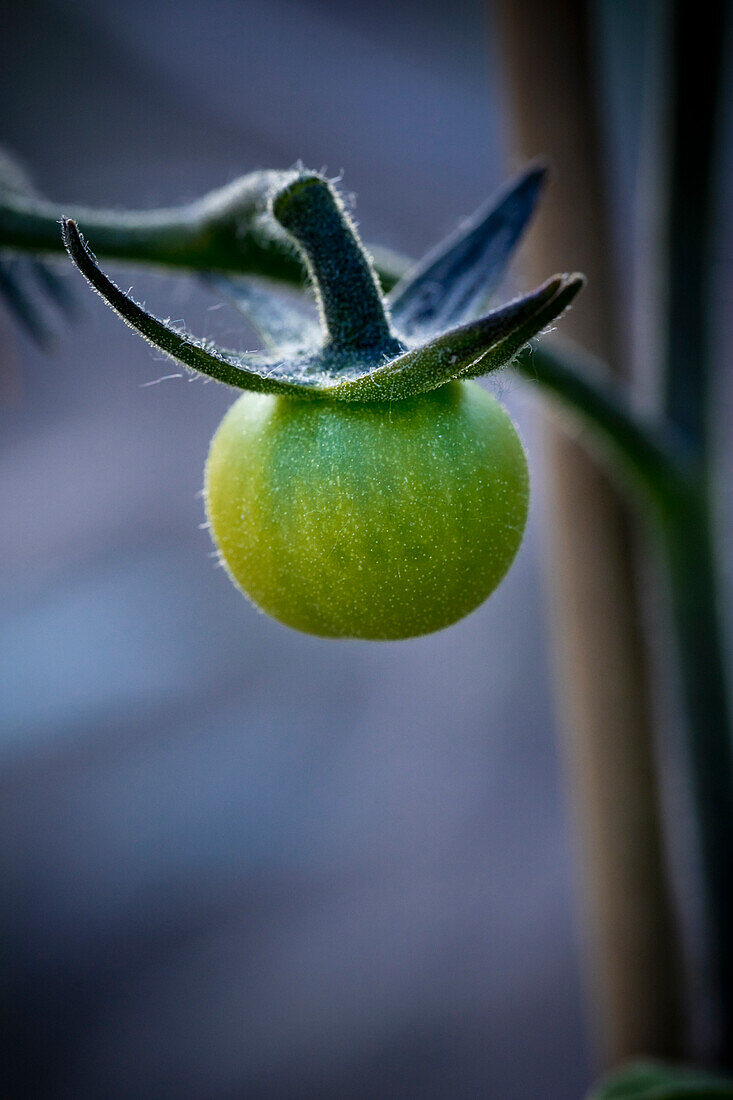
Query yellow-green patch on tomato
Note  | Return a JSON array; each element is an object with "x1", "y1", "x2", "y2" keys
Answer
[{"x1": 204, "y1": 380, "x2": 528, "y2": 640}]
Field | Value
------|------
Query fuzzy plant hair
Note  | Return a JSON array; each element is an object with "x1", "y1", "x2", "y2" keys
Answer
[{"x1": 61, "y1": 166, "x2": 584, "y2": 403}]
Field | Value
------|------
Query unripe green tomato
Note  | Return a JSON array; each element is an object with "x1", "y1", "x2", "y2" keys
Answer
[{"x1": 204, "y1": 380, "x2": 529, "y2": 640}]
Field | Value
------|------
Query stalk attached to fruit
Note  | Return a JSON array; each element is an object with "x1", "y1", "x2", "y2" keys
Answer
[{"x1": 61, "y1": 168, "x2": 583, "y2": 638}]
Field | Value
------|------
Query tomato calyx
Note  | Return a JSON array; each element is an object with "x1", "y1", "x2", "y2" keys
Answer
[{"x1": 61, "y1": 166, "x2": 584, "y2": 402}]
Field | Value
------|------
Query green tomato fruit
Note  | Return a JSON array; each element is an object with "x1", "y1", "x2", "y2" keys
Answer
[{"x1": 204, "y1": 379, "x2": 528, "y2": 640}]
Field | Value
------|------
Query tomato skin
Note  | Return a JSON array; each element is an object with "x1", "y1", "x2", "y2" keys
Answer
[{"x1": 204, "y1": 380, "x2": 528, "y2": 640}]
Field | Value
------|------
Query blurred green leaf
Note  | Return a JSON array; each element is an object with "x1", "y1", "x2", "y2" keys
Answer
[
  {"x1": 588, "y1": 1062, "x2": 733, "y2": 1099},
  {"x1": 0, "y1": 147, "x2": 76, "y2": 344}
]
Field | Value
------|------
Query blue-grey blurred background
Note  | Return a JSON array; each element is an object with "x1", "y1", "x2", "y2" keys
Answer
[{"x1": 1, "y1": 2, "x2": 730, "y2": 1097}]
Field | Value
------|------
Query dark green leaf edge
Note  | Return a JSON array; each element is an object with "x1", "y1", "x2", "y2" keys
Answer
[
  {"x1": 61, "y1": 218, "x2": 313, "y2": 396},
  {"x1": 388, "y1": 162, "x2": 547, "y2": 339},
  {"x1": 327, "y1": 273, "x2": 585, "y2": 401}
]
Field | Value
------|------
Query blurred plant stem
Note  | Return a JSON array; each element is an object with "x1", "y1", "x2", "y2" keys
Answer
[
  {"x1": 665, "y1": 485, "x2": 733, "y2": 1062},
  {"x1": 660, "y1": 0, "x2": 733, "y2": 1061},
  {"x1": 493, "y1": 0, "x2": 683, "y2": 1067}
]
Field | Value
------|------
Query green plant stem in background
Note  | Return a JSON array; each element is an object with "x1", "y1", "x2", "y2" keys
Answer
[
  {"x1": 664, "y1": 490, "x2": 733, "y2": 1060},
  {"x1": 660, "y1": 0, "x2": 733, "y2": 1062},
  {"x1": 524, "y1": 344, "x2": 691, "y2": 518}
]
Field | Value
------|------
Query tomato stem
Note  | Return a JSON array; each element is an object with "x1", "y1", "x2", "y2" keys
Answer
[{"x1": 271, "y1": 174, "x2": 401, "y2": 355}]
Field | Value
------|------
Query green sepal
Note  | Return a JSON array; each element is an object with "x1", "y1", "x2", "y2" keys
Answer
[
  {"x1": 62, "y1": 158, "x2": 584, "y2": 406},
  {"x1": 62, "y1": 215, "x2": 583, "y2": 402},
  {"x1": 326, "y1": 273, "x2": 584, "y2": 401},
  {"x1": 61, "y1": 218, "x2": 315, "y2": 396},
  {"x1": 388, "y1": 162, "x2": 547, "y2": 340},
  {"x1": 460, "y1": 272, "x2": 584, "y2": 377}
]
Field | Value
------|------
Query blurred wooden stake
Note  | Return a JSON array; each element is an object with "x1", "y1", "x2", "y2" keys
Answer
[{"x1": 493, "y1": 0, "x2": 682, "y2": 1064}]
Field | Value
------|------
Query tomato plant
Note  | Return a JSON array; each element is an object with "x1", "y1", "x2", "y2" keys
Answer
[{"x1": 61, "y1": 168, "x2": 581, "y2": 638}]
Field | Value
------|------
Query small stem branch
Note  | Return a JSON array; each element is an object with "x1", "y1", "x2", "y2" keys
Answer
[
  {"x1": 524, "y1": 343, "x2": 693, "y2": 518},
  {"x1": 272, "y1": 175, "x2": 396, "y2": 352},
  {"x1": 60, "y1": 218, "x2": 306, "y2": 396}
]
